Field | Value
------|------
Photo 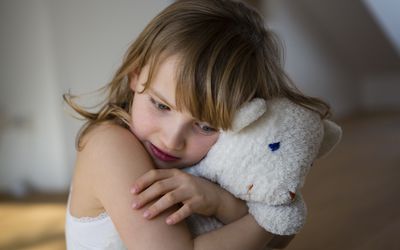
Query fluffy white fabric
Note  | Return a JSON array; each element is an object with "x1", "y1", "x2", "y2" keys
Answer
[{"x1": 185, "y1": 98, "x2": 342, "y2": 236}]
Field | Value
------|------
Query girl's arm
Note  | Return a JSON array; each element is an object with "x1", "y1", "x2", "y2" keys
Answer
[
  {"x1": 78, "y1": 124, "x2": 273, "y2": 249},
  {"x1": 77, "y1": 124, "x2": 192, "y2": 249},
  {"x1": 131, "y1": 168, "x2": 249, "y2": 225},
  {"x1": 132, "y1": 168, "x2": 295, "y2": 249},
  {"x1": 194, "y1": 214, "x2": 273, "y2": 250}
]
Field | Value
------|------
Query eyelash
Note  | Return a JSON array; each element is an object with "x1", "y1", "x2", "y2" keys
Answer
[
  {"x1": 149, "y1": 96, "x2": 217, "y2": 135},
  {"x1": 150, "y1": 97, "x2": 170, "y2": 111},
  {"x1": 195, "y1": 122, "x2": 218, "y2": 134}
]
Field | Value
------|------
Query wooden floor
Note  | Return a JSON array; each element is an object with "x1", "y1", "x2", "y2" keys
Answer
[
  {"x1": 0, "y1": 112, "x2": 399, "y2": 250},
  {"x1": 0, "y1": 194, "x2": 67, "y2": 250}
]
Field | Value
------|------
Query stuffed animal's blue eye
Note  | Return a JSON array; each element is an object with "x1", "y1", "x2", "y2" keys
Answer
[{"x1": 268, "y1": 142, "x2": 280, "y2": 151}]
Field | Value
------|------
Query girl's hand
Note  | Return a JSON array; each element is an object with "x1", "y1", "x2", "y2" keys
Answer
[{"x1": 130, "y1": 168, "x2": 222, "y2": 225}]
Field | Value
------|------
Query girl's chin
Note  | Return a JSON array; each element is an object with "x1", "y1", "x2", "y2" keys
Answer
[{"x1": 152, "y1": 158, "x2": 189, "y2": 169}]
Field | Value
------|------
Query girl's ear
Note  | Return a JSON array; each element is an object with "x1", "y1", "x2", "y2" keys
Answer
[{"x1": 129, "y1": 70, "x2": 140, "y2": 91}]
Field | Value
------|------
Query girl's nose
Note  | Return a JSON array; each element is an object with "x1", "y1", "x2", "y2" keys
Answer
[{"x1": 161, "y1": 123, "x2": 186, "y2": 151}]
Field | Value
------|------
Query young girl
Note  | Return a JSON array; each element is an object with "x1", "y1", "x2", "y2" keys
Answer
[{"x1": 64, "y1": 0, "x2": 330, "y2": 249}]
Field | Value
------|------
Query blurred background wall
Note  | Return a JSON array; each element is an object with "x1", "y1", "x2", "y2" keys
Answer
[
  {"x1": 263, "y1": 0, "x2": 400, "y2": 115},
  {"x1": 0, "y1": 0, "x2": 173, "y2": 195},
  {"x1": 0, "y1": 0, "x2": 399, "y2": 195}
]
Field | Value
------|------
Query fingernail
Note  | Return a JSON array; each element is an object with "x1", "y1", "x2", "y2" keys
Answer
[
  {"x1": 132, "y1": 202, "x2": 139, "y2": 209},
  {"x1": 166, "y1": 217, "x2": 174, "y2": 225},
  {"x1": 130, "y1": 186, "x2": 138, "y2": 193},
  {"x1": 143, "y1": 210, "x2": 151, "y2": 218}
]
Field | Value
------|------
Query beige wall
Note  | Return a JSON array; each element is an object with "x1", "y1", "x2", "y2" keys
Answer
[
  {"x1": 262, "y1": 0, "x2": 400, "y2": 116},
  {"x1": 262, "y1": 0, "x2": 360, "y2": 117},
  {"x1": 0, "y1": 0, "x2": 172, "y2": 194}
]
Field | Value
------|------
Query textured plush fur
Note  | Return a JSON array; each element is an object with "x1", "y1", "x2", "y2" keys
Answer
[{"x1": 185, "y1": 98, "x2": 342, "y2": 236}]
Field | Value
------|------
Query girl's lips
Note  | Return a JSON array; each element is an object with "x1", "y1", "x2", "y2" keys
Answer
[{"x1": 149, "y1": 144, "x2": 180, "y2": 162}]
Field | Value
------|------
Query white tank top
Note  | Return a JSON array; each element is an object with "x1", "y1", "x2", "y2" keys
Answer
[{"x1": 65, "y1": 194, "x2": 127, "y2": 249}]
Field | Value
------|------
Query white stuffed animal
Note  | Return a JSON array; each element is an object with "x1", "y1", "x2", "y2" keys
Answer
[{"x1": 185, "y1": 98, "x2": 342, "y2": 236}]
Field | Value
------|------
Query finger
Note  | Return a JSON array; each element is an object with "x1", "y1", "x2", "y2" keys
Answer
[
  {"x1": 165, "y1": 202, "x2": 195, "y2": 225},
  {"x1": 132, "y1": 178, "x2": 177, "y2": 209},
  {"x1": 143, "y1": 190, "x2": 189, "y2": 219},
  {"x1": 130, "y1": 169, "x2": 174, "y2": 194}
]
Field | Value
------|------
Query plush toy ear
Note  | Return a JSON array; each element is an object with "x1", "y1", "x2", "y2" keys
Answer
[
  {"x1": 231, "y1": 98, "x2": 267, "y2": 132},
  {"x1": 317, "y1": 119, "x2": 342, "y2": 158}
]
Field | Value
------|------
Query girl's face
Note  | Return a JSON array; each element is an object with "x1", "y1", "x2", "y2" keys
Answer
[{"x1": 129, "y1": 55, "x2": 220, "y2": 169}]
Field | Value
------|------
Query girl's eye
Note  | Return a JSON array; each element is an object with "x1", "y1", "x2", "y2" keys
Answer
[
  {"x1": 196, "y1": 122, "x2": 218, "y2": 135},
  {"x1": 150, "y1": 97, "x2": 170, "y2": 111}
]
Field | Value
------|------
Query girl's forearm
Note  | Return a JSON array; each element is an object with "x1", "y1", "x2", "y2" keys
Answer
[
  {"x1": 215, "y1": 187, "x2": 248, "y2": 224},
  {"x1": 193, "y1": 214, "x2": 273, "y2": 250}
]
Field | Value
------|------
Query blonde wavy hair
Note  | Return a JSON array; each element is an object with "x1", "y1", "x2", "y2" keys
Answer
[{"x1": 64, "y1": 0, "x2": 330, "y2": 149}]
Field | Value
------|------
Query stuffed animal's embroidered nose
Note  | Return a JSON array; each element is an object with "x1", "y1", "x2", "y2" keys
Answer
[{"x1": 268, "y1": 142, "x2": 280, "y2": 151}]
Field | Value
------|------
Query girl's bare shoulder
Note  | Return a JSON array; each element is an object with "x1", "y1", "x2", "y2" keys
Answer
[
  {"x1": 79, "y1": 122, "x2": 146, "y2": 159},
  {"x1": 75, "y1": 122, "x2": 153, "y2": 180},
  {"x1": 70, "y1": 122, "x2": 151, "y2": 217},
  {"x1": 72, "y1": 123, "x2": 192, "y2": 249},
  {"x1": 80, "y1": 122, "x2": 140, "y2": 152}
]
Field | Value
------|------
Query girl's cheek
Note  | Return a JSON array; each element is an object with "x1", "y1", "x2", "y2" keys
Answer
[
  {"x1": 131, "y1": 110, "x2": 156, "y2": 138},
  {"x1": 190, "y1": 134, "x2": 219, "y2": 160},
  {"x1": 136, "y1": 114, "x2": 157, "y2": 133}
]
